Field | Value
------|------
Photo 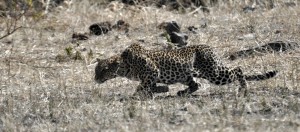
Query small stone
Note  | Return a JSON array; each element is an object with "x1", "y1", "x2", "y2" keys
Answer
[
  {"x1": 89, "y1": 22, "x2": 112, "y2": 35},
  {"x1": 243, "y1": 6, "x2": 255, "y2": 13},
  {"x1": 237, "y1": 33, "x2": 256, "y2": 40},
  {"x1": 72, "y1": 33, "x2": 88, "y2": 40},
  {"x1": 169, "y1": 32, "x2": 188, "y2": 47},
  {"x1": 188, "y1": 26, "x2": 198, "y2": 34},
  {"x1": 285, "y1": 2, "x2": 296, "y2": 7},
  {"x1": 112, "y1": 20, "x2": 130, "y2": 33},
  {"x1": 158, "y1": 21, "x2": 181, "y2": 34}
]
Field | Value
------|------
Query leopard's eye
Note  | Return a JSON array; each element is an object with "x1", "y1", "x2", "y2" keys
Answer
[{"x1": 105, "y1": 67, "x2": 109, "y2": 70}]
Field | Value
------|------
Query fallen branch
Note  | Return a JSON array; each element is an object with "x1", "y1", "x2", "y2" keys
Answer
[
  {"x1": 0, "y1": 9, "x2": 26, "y2": 40},
  {"x1": 0, "y1": 26, "x2": 23, "y2": 40}
]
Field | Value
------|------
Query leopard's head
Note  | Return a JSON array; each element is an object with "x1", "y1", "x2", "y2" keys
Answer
[{"x1": 94, "y1": 55, "x2": 122, "y2": 83}]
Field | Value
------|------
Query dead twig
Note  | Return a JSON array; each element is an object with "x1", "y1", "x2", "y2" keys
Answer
[
  {"x1": 0, "y1": 10, "x2": 25, "y2": 40},
  {"x1": 0, "y1": 26, "x2": 23, "y2": 40}
]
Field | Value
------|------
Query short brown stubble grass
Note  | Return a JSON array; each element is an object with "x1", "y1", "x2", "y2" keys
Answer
[{"x1": 0, "y1": 0, "x2": 300, "y2": 131}]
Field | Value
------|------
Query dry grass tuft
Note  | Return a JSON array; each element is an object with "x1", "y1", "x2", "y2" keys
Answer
[{"x1": 0, "y1": 0, "x2": 299, "y2": 131}]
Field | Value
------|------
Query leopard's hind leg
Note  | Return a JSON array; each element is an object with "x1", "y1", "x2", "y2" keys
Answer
[
  {"x1": 232, "y1": 67, "x2": 248, "y2": 97},
  {"x1": 200, "y1": 66, "x2": 248, "y2": 97}
]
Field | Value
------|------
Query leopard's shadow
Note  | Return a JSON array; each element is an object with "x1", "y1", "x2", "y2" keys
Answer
[
  {"x1": 122, "y1": 91, "x2": 232, "y2": 101},
  {"x1": 153, "y1": 94, "x2": 201, "y2": 100},
  {"x1": 153, "y1": 91, "x2": 233, "y2": 100}
]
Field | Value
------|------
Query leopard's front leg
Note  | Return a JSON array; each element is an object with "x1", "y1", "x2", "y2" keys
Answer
[
  {"x1": 133, "y1": 76, "x2": 157, "y2": 99},
  {"x1": 133, "y1": 72, "x2": 170, "y2": 99},
  {"x1": 177, "y1": 76, "x2": 200, "y2": 96}
]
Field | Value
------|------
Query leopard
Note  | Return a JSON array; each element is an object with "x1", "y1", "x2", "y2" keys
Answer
[{"x1": 95, "y1": 43, "x2": 277, "y2": 98}]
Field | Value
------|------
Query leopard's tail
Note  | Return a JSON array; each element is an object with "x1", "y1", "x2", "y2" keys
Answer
[{"x1": 245, "y1": 70, "x2": 278, "y2": 81}]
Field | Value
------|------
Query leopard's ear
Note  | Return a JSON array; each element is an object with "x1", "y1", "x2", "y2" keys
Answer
[
  {"x1": 90, "y1": 58, "x2": 100, "y2": 64},
  {"x1": 115, "y1": 57, "x2": 122, "y2": 65},
  {"x1": 110, "y1": 55, "x2": 122, "y2": 63},
  {"x1": 96, "y1": 58, "x2": 101, "y2": 62},
  {"x1": 117, "y1": 55, "x2": 123, "y2": 63}
]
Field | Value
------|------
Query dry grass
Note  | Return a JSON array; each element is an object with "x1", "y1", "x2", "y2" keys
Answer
[{"x1": 0, "y1": 0, "x2": 299, "y2": 131}]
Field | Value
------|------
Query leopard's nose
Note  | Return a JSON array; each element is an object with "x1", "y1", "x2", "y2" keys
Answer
[
  {"x1": 95, "y1": 75, "x2": 108, "y2": 84},
  {"x1": 95, "y1": 78, "x2": 105, "y2": 84}
]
